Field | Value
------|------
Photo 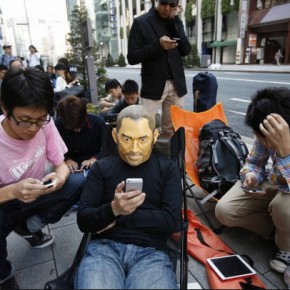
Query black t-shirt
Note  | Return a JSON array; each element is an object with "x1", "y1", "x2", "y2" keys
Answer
[{"x1": 77, "y1": 153, "x2": 182, "y2": 251}]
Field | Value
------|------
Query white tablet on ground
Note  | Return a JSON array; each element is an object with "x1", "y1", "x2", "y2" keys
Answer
[{"x1": 207, "y1": 254, "x2": 256, "y2": 281}]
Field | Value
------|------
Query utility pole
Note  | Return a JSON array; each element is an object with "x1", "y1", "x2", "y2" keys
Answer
[{"x1": 81, "y1": 18, "x2": 98, "y2": 104}]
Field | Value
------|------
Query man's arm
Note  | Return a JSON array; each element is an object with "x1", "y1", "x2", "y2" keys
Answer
[{"x1": 127, "y1": 19, "x2": 164, "y2": 65}]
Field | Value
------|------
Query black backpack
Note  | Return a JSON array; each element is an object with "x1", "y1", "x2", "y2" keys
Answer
[{"x1": 195, "y1": 119, "x2": 249, "y2": 197}]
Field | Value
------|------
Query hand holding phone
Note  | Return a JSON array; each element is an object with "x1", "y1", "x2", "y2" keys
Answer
[
  {"x1": 125, "y1": 178, "x2": 143, "y2": 192},
  {"x1": 241, "y1": 185, "x2": 266, "y2": 194},
  {"x1": 43, "y1": 179, "x2": 56, "y2": 188}
]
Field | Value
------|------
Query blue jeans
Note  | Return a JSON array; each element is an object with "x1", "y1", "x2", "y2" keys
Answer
[
  {"x1": 74, "y1": 239, "x2": 178, "y2": 289},
  {"x1": 0, "y1": 173, "x2": 84, "y2": 279}
]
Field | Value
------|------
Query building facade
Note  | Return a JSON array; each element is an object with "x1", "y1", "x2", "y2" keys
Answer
[{"x1": 92, "y1": 0, "x2": 290, "y2": 65}]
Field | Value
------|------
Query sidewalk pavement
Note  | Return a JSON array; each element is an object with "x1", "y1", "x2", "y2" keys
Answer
[{"x1": 126, "y1": 63, "x2": 290, "y2": 73}]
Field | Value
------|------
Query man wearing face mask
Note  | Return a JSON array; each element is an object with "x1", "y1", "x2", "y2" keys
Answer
[
  {"x1": 127, "y1": 0, "x2": 191, "y2": 139},
  {"x1": 74, "y1": 105, "x2": 182, "y2": 289}
]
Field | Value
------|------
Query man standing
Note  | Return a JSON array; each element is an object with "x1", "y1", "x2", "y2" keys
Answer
[
  {"x1": 127, "y1": 0, "x2": 191, "y2": 138},
  {"x1": 1, "y1": 44, "x2": 15, "y2": 68},
  {"x1": 74, "y1": 105, "x2": 182, "y2": 289}
]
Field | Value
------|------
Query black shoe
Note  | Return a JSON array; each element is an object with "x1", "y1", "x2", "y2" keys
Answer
[
  {"x1": 14, "y1": 226, "x2": 55, "y2": 249},
  {"x1": 23, "y1": 231, "x2": 55, "y2": 249}
]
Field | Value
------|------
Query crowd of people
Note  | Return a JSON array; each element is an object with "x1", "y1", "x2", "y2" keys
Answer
[{"x1": 0, "y1": 0, "x2": 290, "y2": 289}]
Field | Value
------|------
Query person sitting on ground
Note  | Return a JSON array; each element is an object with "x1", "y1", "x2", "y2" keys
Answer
[
  {"x1": 104, "y1": 79, "x2": 140, "y2": 122},
  {"x1": 74, "y1": 105, "x2": 182, "y2": 289},
  {"x1": 54, "y1": 96, "x2": 105, "y2": 173},
  {"x1": 215, "y1": 87, "x2": 290, "y2": 275},
  {"x1": 99, "y1": 79, "x2": 123, "y2": 114},
  {"x1": 0, "y1": 67, "x2": 84, "y2": 286}
]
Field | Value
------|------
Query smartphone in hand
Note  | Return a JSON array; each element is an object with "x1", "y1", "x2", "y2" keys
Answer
[
  {"x1": 125, "y1": 178, "x2": 143, "y2": 192},
  {"x1": 241, "y1": 185, "x2": 265, "y2": 194},
  {"x1": 43, "y1": 179, "x2": 56, "y2": 188}
]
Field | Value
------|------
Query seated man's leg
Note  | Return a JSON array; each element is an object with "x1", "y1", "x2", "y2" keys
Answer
[
  {"x1": 74, "y1": 239, "x2": 125, "y2": 289},
  {"x1": 269, "y1": 192, "x2": 290, "y2": 273},
  {"x1": 125, "y1": 246, "x2": 178, "y2": 289},
  {"x1": 215, "y1": 180, "x2": 274, "y2": 238},
  {"x1": 10, "y1": 173, "x2": 84, "y2": 248},
  {"x1": 26, "y1": 173, "x2": 85, "y2": 230}
]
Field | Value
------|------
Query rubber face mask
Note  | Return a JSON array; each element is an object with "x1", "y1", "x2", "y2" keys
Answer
[{"x1": 113, "y1": 118, "x2": 158, "y2": 166}]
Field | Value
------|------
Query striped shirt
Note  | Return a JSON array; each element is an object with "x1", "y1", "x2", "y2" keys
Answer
[{"x1": 240, "y1": 136, "x2": 290, "y2": 192}]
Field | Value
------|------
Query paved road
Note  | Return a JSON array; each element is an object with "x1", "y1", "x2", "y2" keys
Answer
[{"x1": 106, "y1": 67, "x2": 290, "y2": 138}]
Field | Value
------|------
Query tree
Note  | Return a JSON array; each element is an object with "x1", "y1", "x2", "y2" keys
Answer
[
  {"x1": 118, "y1": 53, "x2": 126, "y2": 67},
  {"x1": 106, "y1": 52, "x2": 114, "y2": 67},
  {"x1": 65, "y1": 3, "x2": 107, "y2": 99},
  {"x1": 184, "y1": 44, "x2": 200, "y2": 68}
]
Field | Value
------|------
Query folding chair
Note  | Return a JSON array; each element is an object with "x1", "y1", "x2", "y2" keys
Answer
[
  {"x1": 45, "y1": 128, "x2": 188, "y2": 290},
  {"x1": 170, "y1": 102, "x2": 228, "y2": 233}
]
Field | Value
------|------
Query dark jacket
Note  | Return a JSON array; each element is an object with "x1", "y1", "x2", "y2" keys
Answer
[
  {"x1": 77, "y1": 153, "x2": 182, "y2": 251},
  {"x1": 127, "y1": 7, "x2": 191, "y2": 100},
  {"x1": 54, "y1": 114, "x2": 105, "y2": 166}
]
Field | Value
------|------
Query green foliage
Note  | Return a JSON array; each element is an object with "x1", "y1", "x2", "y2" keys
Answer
[
  {"x1": 185, "y1": 1, "x2": 194, "y2": 24},
  {"x1": 96, "y1": 60, "x2": 109, "y2": 98},
  {"x1": 65, "y1": 3, "x2": 90, "y2": 90},
  {"x1": 66, "y1": 3, "x2": 108, "y2": 101},
  {"x1": 118, "y1": 53, "x2": 126, "y2": 67},
  {"x1": 106, "y1": 53, "x2": 114, "y2": 67},
  {"x1": 201, "y1": 0, "x2": 215, "y2": 19},
  {"x1": 221, "y1": 0, "x2": 240, "y2": 14},
  {"x1": 184, "y1": 44, "x2": 200, "y2": 68}
]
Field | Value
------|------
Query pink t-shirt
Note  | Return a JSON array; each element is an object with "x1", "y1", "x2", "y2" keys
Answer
[{"x1": 0, "y1": 115, "x2": 67, "y2": 187}]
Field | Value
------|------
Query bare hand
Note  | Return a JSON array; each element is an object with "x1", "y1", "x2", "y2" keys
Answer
[
  {"x1": 170, "y1": 4, "x2": 183, "y2": 18},
  {"x1": 160, "y1": 36, "x2": 178, "y2": 50},
  {"x1": 13, "y1": 178, "x2": 49, "y2": 203},
  {"x1": 243, "y1": 172, "x2": 259, "y2": 188},
  {"x1": 242, "y1": 173, "x2": 267, "y2": 196},
  {"x1": 65, "y1": 159, "x2": 79, "y2": 172},
  {"x1": 111, "y1": 181, "x2": 146, "y2": 216},
  {"x1": 42, "y1": 172, "x2": 65, "y2": 192},
  {"x1": 259, "y1": 113, "x2": 290, "y2": 158},
  {"x1": 80, "y1": 158, "x2": 96, "y2": 170}
]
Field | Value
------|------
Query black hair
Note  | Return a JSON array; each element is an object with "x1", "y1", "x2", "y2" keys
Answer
[
  {"x1": 245, "y1": 87, "x2": 290, "y2": 136},
  {"x1": 122, "y1": 79, "x2": 139, "y2": 95},
  {"x1": 1, "y1": 67, "x2": 54, "y2": 116},
  {"x1": 105, "y1": 79, "x2": 121, "y2": 92},
  {"x1": 57, "y1": 96, "x2": 87, "y2": 130},
  {"x1": 35, "y1": 65, "x2": 45, "y2": 72},
  {"x1": 29, "y1": 45, "x2": 38, "y2": 52}
]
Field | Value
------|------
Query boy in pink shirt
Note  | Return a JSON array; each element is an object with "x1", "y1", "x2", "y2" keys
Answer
[{"x1": 0, "y1": 67, "x2": 84, "y2": 286}]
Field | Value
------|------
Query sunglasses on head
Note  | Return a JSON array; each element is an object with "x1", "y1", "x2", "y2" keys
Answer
[{"x1": 159, "y1": 0, "x2": 178, "y2": 8}]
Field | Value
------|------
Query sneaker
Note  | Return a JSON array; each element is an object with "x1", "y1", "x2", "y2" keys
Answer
[
  {"x1": 0, "y1": 263, "x2": 15, "y2": 285},
  {"x1": 270, "y1": 250, "x2": 290, "y2": 273},
  {"x1": 23, "y1": 231, "x2": 55, "y2": 249}
]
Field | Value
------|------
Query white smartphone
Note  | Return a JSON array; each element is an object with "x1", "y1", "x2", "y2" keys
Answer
[
  {"x1": 207, "y1": 255, "x2": 256, "y2": 281},
  {"x1": 125, "y1": 178, "x2": 143, "y2": 192},
  {"x1": 241, "y1": 185, "x2": 266, "y2": 194},
  {"x1": 43, "y1": 179, "x2": 56, "y2": 188}
]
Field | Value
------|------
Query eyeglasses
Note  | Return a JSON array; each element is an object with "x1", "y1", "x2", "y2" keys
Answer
[
  {"x1": 159, "y1": 0, "x2": 178, "y2": 7},
  {"x1": 10, "y1": 114, "x2": 51, "y2": 128},
  {"x1": 118, "y1": 134, "x2": 151, "y2": 147}
]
